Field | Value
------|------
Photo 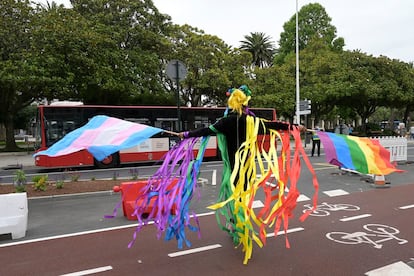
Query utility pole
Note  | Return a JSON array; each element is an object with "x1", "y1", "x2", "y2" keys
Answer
[{"x1": 295, "y1": 0, "x2": 300, "y2": 125}]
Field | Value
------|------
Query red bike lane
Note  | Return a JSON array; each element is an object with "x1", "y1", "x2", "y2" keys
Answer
[{"x1": 1, "y1": 184, "x2": 413, "y2": 276}]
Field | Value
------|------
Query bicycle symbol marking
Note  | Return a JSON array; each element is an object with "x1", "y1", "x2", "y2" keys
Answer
[
  {"x1": 326, "y1": 224, "x2": 408, "y2": 249},
  {"x1": 302, "y1": 202, "x2": 360, "y2": 217}
]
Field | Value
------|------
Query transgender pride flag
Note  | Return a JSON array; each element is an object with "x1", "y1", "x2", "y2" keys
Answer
[{"x1": 34, "y1": 115, "x2": 163, "y2": 161}]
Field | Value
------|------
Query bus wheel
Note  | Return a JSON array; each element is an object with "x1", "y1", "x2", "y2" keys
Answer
[{"x1": 94, "y1": 152, "x2": 119, "y2": 169}]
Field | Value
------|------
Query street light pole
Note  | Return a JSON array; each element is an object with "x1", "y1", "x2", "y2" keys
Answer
[
  {"x1": 174, "y1": 60, "x2": 182, "y2": 131},
  {"x1": 295, "y1": 0, "x2": 300, "y2": 125}
]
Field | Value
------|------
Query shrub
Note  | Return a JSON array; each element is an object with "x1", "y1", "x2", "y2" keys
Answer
[
  {"x1": 129, "y1": 168, "x2": 139, "y2": 180},
  {"x1": 70, "y1": 173, "x2": 80, "y2": 182},
  {"x1": 112, "y1": 172, "x2": 119, "y2": 180},
  {"x1": 13, "y1": 169, "x2": 27, "y2": 193},
  {"x1": 32, "y1": 175, "x2": 48, "y2": 191},
  {"x1": 56, "y1": 180, "x2": 64, "y2": 189}
]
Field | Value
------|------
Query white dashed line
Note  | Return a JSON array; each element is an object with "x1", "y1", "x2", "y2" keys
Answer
[
  {"x1": 297, "y1": 194, "x2": 311, "y2": 202},
  {"x1": 252, "y1": 200, "x2": 264, "y2": 208},
  {"x1": 266, "y1": 227, "x2": 305, "y2": 238},
  {"x1": 340, "y1": 214, "x2": 372, "y2": 222},
  {"x1": 60, "y1": 266, "x2": 113, "y2": 276},
  {"x1": 168, "y1": 244, "x2": 222, "y2": 257},
  {"x1": 323, "y1": 189, "x2": 349, "y2": 197},
  {"x1": 0, "y1": 224, "x2": 139, "y2": 248},
  {"x1": 399, "y1": 204, "x2": 414, "y2": 210}
]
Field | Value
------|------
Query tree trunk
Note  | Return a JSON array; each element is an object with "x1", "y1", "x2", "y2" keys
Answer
[{"x1": 4, "y1": 112, "x2": 19, "y2": 151}]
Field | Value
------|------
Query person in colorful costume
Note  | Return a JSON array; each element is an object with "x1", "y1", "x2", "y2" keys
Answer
[
  {"x1": 179, "y1": 85, "x2": 293, "y2": 176},
  {"x1": 115, "y1": 85, "x2": 318, "y2": 265},
  {"x1": 178, "y1": 85, "x2": 317, "y2": 264}
]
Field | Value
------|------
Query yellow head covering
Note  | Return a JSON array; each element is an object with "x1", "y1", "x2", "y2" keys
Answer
[{"x1": 227, "y1": 85, "x2": 251, "y2": 115}]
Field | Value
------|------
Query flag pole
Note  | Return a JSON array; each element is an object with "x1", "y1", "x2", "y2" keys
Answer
[{"x1": 163, "y1": 129, "x2": 180, "y2": 136}]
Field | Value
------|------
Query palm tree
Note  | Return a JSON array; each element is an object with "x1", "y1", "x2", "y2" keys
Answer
[
  {"x1": 38, "y1": 1, "x2": 63, "y2": 11},
  {"x1": 239, "y1": 32, "x2": 275, "y2": 68}
]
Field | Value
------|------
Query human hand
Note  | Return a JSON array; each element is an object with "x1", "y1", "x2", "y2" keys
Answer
[
  {"x1": 178, "y1": 131, "x2": 189, "y2": 139},
  {"x1": 298, "y1": 125, "x2": 306, "y2": 133}
]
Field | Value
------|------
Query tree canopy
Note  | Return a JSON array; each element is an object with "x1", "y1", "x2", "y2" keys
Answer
[
  {"x1": 239, "y1": 32, "x2": 276, "y2": 68},
  {"x1": 276, "y1": 3, "x2": 344, "y2": 64},
  {"x1": 1, "y1": 0, "x2": 414, "y2": 151}
]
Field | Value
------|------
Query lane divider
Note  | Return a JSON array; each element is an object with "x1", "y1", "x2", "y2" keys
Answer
[
  {"x1": 399, "y1": 204, "x2": 414, "y2": 210},
  {"x1": 60, "y1": 266, "x2": 113, "y2": 276},
  {"x1": 168, "y1": 244, "x2": 222, "y2": 257},
  {"x1": 266, "y1": 227, "x2": 305, "y2": 238},
  {"x1": 340, "y1": 214, "x2": 372, "y2": 222}
]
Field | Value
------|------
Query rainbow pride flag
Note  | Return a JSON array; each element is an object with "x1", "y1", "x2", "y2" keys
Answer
[
  {"x1": 317, "y1": 131, "x2": 400, "y2": 175},
  {"x1": 34, "y1": 115, "x2": 163, "y2": 161}
]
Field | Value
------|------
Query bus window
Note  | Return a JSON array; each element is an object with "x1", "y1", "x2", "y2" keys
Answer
[
  {"x1": 155, "y1": 118, "x2": 178, "y2": 132},
  {"x1": 124, "y1": 118, "x2": 150, "y2": 125},
  {"x1": 34, "y1": 116, "x2": 41, "y2": 150},
  {"x1": 194, "y1": 116, "x2": 209, "y2": 129},
  {"x1": 63, "y1": 121, "x2": 76, "y2": 136},
  {"x1": 48, "y1": 120, "x2": 60, "y2": 140}
]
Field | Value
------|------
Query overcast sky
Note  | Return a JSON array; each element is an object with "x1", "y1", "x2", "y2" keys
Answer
[{"x1": 41, "y1": 0, "x2": 414, "y2": 63}]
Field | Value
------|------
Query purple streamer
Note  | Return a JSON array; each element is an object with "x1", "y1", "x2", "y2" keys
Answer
[{"x1": 126, "y1": 136, "x2": 209, "y2": 248}]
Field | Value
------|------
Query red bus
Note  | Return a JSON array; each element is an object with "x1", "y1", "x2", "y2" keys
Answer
[{"x1": 33, "y1": 104, "x2": 276, "y2": 169}]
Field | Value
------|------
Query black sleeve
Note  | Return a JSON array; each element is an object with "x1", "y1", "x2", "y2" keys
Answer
[
  {"x1": 264, "y1": 121, "x2": 290, "y2": 131},
  {"x1": 186, "y1": 115, "x2": 236, "y2": 138},
  {"x1": 186, "y1": 127, "x2": 215, "y2": 138}
]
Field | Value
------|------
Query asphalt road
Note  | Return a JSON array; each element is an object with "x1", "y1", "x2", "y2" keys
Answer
[
  {"x1": 1, "y1": 144, "x2": 414, "y2": 275},
  {"x1": 1, "y1": 183, "x2": 414, "y2": 275}
]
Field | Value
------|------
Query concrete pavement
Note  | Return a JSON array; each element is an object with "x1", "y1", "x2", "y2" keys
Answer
[{"x1": 0, "y1": 151, "x2": 35, "y2": 169}]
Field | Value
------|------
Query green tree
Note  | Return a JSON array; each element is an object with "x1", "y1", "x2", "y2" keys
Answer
[
  {"x1": 276, "y1": 3, "x2": 344, "y2": 64},
  {"x1": 336, "y1": 51, "x2": 394, "y2": 132},
  {"x1": 239, "y1": 32, "x2": 275, "y2": 68},
  {"x1": 70, "y1": 0, "x2": 173, "y2": 104},
  {"x1": 168, "y1": 24, "x2": 251, "y2": 107},
  {"x1": 298, "y1": 38, "x2": 343, "y2": 124},
  {"x1": 30, "y1": 4, "x2": 92, "y2": 102},
  {"x1": 386, "y1": 60, "x2": 414, "y2": 124},
  {"x1": 251, "y1": 64, "x2": 295, "y2": 120},
  {"x1": 0, "y1": 0, "x2": 44, "y2": 150}
]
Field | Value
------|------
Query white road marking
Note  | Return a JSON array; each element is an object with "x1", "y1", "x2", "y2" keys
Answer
[
  {"x1": 323, "y1": 189, "x2": 349, "y2": 197},
  {"x1": 340, "y1": 214, "x2": 372, "y2": 222},
  {"x1": 198, "y1": 178, "x2": 208, "y2": 185},
  {"x1": 252, "y1": 200, "x2": 264, "y2": 208},
  {"x1": 399, "y1": 204, "x2": 414, "y2": 210},
  {"x1": 0, "y1": 212, "x2": 220, "y2": 248},
  {"x1": 266, "y1": 227, "x2": 305, "y2": 238},
  {"x1": 297, "y1": 194, "x2": 311, "y2": 202},
  {"x1": 0, "y1": 223, "x2": 140, "y2": 248},
  {"x1": 197, "y1": 211, "x2": 215, "y2": 217},
  {"x1": 365, "y1": 261, "x2": 414, "y2": 275},
  {"x1": 168, "y1": 244, "x2": 222, "y2": 257},
  {"x1": 212, "y1": 169, "x2": 217, "y2": 186},
  {"x1": 60, "y1": 266, "x2": 113, "y2": 276},
  {"x1": 266, "y1": 181, "x2": 277, "y2": 187}
]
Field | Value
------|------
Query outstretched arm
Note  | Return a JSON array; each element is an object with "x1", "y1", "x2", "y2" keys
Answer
[
  {"x1": 263, "y1": 121, "x2": 306, "y2": 132},
  {"x1": 178, "y1": 127, "x2": 215, "y2": 139}
]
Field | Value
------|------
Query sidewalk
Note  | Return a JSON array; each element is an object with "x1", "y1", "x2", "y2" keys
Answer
[{"x1": 0, "y1": 152, "x2": 35, "y2": 169}]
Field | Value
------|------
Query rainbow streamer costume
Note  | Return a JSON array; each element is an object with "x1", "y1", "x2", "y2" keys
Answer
[{"x1": 124, "y1": 86, "x2": 320, "y2": 264}]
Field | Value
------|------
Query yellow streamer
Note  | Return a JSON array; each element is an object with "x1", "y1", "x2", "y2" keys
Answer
[{"x1": 207, "y1": 115, "x2": 317, "y2": 264}]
